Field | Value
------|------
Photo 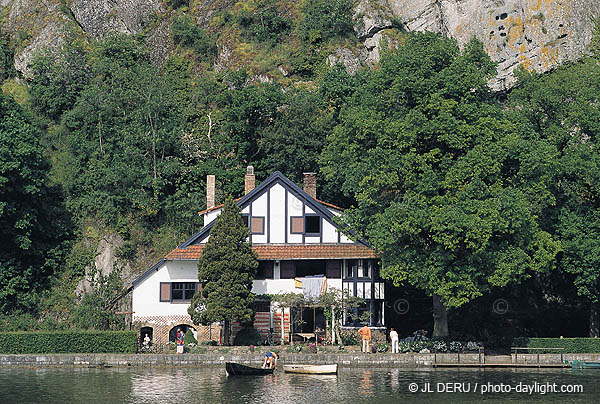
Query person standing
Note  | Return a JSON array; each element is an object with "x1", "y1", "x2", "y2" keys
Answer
[
  {"x1": 358, "y1": 325, "x2": 371, "y2": 353},
  {"x1": 176, "y1": 328, "x2": 185, "y2": 354},
  {"x1": 390, "y1": 328, "x2": 399, "y2": 354}
]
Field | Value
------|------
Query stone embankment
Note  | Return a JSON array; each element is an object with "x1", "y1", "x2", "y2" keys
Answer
[{"x1": 2, "y1": 353, "x2": 600, "y2": 368}]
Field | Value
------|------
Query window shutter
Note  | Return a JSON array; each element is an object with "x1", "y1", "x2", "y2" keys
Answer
[
  {"x1": 251, "y1": 217, "x2": 264, "y2": 234},
  {"x1": 291, "y1": 217, "x2": 304, "y2": 234},
  {"x1": 159, "y1": 282, "x2": 171, "y2": 302},
  {"x1": 280, "y1": 261, "x2": 296, "y2": 278}
]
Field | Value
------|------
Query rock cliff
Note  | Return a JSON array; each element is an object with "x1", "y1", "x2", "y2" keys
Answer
[{"x1": 2, "y1": 0, "x2": 599, "y2": 89}]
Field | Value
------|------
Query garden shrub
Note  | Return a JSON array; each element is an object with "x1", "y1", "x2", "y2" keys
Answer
[
  {"x1": 233, "y1": 327, "x2": 262, "y2": 346},
  {"x1": 513, "y1": 338, "x2": 600, "y2": 353},
  {"x1": 183, "y1": 328, "x2": 197, "y2": 346},
  {"x1": 0, "y1": 331, "x2": 137, "y2": 353}
]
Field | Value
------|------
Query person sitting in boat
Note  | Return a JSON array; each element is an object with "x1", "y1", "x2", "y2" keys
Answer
[{"x1": 261, "y1": 351, "x2": 278, "y2": 369}]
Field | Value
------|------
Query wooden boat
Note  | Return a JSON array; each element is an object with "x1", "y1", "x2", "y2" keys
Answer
[
  {"x1": 283, "y1": 364, "x2": 338, "y2": 375},
  {"x1": 571, "y1": 360, "x2": 600, "y2": 369},
  {"x1": 225, "y1": 362, "x2": 275, "y2": 376}
]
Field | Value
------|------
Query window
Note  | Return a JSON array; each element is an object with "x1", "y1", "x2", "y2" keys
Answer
[
  {"x1": 254, "y1": 301, "x2": 271, "y2": 312},
  {"x1": 250, "y1": 216, "x2": 264, "y2": 234},
  {"x1": 290, "y1": 217, "x2": 304, "y2": 234},
  {"x1": 242, "y1": 214, "x2": 249, "y2": 227},
  {"x1": 344, "y1": 259, "x2": 357, "y2": 278},
  {"x1": 256, "y1": 261, "x2": 274, "y2": 279},
  {"x1": 326, "y1": 260, "x2": 342, "y2": 278},
  {"x1": 280, "y1": 261, "x2": 296, "y2": 278},
  {"x1": 358, "y1": 259, "x2": 370, "y2": 278},
  {"x1": 305, "y1": 215, "x2": 321, "y2": 235},
  {"x1": 171, "y1": 282, "x2": 197, "y2": 301}
]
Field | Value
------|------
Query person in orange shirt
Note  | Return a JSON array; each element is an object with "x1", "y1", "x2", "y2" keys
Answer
[{"x1": 357, "y1": 325, "x2": 371, "y2": 353}]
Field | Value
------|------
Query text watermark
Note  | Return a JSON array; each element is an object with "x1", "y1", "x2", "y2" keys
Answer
[{"x1": 408, "y1": 382, "x2": 584, "y2": 395}]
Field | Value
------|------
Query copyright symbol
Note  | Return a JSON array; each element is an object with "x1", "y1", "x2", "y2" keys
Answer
[
  {"x1": 393, "y1": 299, "x2": 410, "y2": 315},
  {"x1": 492, "y1": 298, "x2": 509, "y2": 315},
  {"x1": 409, "y1": 383, "x2": 418, "y2": 393}
]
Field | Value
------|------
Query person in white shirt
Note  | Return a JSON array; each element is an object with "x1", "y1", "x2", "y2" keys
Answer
[{"x1": 390, "y1": 328, "x2": 399, "y2": 353}]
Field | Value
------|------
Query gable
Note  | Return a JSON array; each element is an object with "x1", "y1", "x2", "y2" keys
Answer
[{"x1": 181, "y1": 171, "x2": 362, "y2": 247}]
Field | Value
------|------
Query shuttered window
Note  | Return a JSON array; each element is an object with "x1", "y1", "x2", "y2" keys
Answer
[
  {"x1": 250, "y1": 217, "x2": 265, "y2": 234},
  {"x1": 326, "y1": 260, "x2": 342, "y2": 278},
  {"x1": 280, "y1": 261, "x2": 296, "y2": 278},
  {"x1": 159, "y1": 282, "x2": 171, "y2": 302},
  {"x1": 290, "y1": 217, "x2": 304, "y2": 234}
]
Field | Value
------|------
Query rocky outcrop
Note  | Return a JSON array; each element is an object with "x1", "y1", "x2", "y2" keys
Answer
[
  {"x1": 352, "y1": 0, "x2": 600, "y2": 89},
  {"x1": 2, "y1": 0, "x2": 600, "y2": 88},
  {"x1": 69, "y1": 0, "x2": 163, "y2": 39}
]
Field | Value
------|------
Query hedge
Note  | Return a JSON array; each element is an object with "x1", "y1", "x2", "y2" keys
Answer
[
  {"x1": 513, "y1": 338, "x2": 600, "y2": 353},
  {"x1": 0, "y1": 331, "x2": 138, "y2": 354}
]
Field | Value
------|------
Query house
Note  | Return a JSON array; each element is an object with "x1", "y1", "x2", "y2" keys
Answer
[{"x1": 131, "y1": 168, "x2": 385, "y2": 347}]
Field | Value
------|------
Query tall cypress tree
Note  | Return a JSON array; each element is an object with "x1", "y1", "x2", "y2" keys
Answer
[{"x1": 188, "y1": 195, "x2": 258, "y2": 344}]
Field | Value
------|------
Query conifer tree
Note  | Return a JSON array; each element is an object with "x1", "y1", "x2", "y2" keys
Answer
[{"x1": 188, "y1": 195, "x2": 258, "y2": 344}]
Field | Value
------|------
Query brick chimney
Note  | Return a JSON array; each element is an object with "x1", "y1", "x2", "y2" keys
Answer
[
  {"x1": 206, "y1": 175, "x2": 215, "y2": 209},
  {"x1": 303, "y1": 172, "x2": 317, "y2": 199},
  {"x1": 245, "y1": 166, "x2": 255, "y2": 195}
]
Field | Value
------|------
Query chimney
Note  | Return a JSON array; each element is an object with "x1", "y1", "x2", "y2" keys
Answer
[
  {"x1": 303, "y1": 172, "x2": 317, "y2": 199},
  {"x1": 245, "y1": 166, "x2": 255, "y2": 195},
  {"x1": 206, "y1": 175, "x2": 215, "y2": 209}
]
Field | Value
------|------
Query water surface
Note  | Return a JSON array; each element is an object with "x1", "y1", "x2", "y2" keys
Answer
[{"x1": 1, "y1": 366, "x2": 597, "y2": 403}]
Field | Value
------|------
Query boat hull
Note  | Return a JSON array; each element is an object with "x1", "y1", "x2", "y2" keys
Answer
[
  {"x1": 571, "y1": 360, "x2": 600, "y2": 369},
  {"x1": 283, "y1": 364, "x2": 338, "y2": 375},
  {"x1": 225, "y1": 362, "x2": 274, "y2": 376}
]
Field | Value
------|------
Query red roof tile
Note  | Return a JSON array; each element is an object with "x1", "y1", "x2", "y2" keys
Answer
[{"x1": 164, "y1": 244, "x2": 377, "y2": 260}]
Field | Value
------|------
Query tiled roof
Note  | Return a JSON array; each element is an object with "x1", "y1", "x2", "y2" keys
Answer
[{"x1": 164, "y1": 244, "x2": 377, "y2": 260}]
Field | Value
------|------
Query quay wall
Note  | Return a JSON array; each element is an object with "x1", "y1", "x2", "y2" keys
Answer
[{"x1": 2, "y1": 353, "x2": 600, "y2": 368}]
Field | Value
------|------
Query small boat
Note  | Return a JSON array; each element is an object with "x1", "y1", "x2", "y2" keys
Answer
[
  {"x1": 225, "y1": 362, "x2": 275, "y2": 376},
  {"x1": 570, "y1": 360, "x2": 600, "y2": 369},
  {"x1": 283, "y1": 364, "x2": 338, "y2": 375}
]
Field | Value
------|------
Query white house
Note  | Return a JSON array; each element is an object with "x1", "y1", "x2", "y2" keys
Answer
[{"x1": 131, "y1": 168, "x2": 384, "y2": 346}]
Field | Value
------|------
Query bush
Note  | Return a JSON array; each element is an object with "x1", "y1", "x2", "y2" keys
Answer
[
  {"x1": 514, "y1": 338, "x2": 600, "y2": 353},
  {"x1": 233, "y1": 327, "x2": 262, "y2": 346},
  {"x1": 299, "y1": 0, "x2": 354, "y2": 44},
  {"x1": 183, "y1": 328, "x2": 197, "y2": 346},
  {"x1": 339, "y1": 329, "x2": 358, "y2": 346},
  {"x1": 171, "y1": 15, "x2": 216, "y2": 61},
  {"x1": 0, "y1": 331, "x2": 137, "y2": 353},
  {"x1": 376, "y1": 342, "x2": 389, "y2": 353},
  {"x1": 237, "y1": 1, "x2": 292, "y2": 46},
  {"x1": 201, "y1": 340, "x2": 218, "y2": 346}
]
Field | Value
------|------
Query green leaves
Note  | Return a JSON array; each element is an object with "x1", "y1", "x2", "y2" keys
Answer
[
  {"x1": 188, "y1": 196, "x2": 259, "y2": 327},
  {"x1": 321, "y1": 32, "x2": 558, "y2": 312}
]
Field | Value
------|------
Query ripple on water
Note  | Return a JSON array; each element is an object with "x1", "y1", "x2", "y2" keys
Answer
[{"x1": 0, "y1": 366, "x2": 598, "y2": 404}]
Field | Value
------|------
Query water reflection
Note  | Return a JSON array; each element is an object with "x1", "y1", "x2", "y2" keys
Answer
[{"x1": 1, "y1": 366, "x2": 598, "y2": 404}]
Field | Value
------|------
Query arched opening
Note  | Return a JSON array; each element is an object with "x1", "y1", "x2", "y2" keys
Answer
[
  {"x1": 140, "y1": 326, "x2": 153, "y2": 346},
  {"x1": 169, "y1": 324, "x2": 196, "y2": 342}
]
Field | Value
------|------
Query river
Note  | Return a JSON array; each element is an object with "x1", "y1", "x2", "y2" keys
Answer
[{"x1": 0, "y1": 366, "x2": 598, "y2": 403}]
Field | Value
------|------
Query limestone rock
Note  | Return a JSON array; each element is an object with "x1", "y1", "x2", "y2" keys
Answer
[
  {"x1": 69, "y1": 0, "x2": 163, "y2": 39},
  {"x1": 363, "y1": 0, "x2": 600, "y2": 89}
]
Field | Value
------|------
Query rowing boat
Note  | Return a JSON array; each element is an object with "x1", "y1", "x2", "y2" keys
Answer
[
  {"x1": 283, "y1": 364, "x2": 338, "y2": 374},
  {"x1": 225, "y1": 362, "x2": 275, "y2": 376},
  {"x1": 570, "y1": 360, "x2": 600, "y2": 369}
]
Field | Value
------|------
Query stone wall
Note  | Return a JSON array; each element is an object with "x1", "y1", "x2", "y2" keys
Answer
[{"x1": 3, "y1": 352, "x2": 597, "y2": 368}]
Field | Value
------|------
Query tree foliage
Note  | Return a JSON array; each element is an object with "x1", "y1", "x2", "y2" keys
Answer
[
  {"x1": 0, "y1": 94, "x2": 72, "y2": 312},
  {"x1": 188, "y1": 196, "x2": 258, "y2": 342},
  {"x1": 321, "y1": 33, "x2": 560, "y2": 331}
]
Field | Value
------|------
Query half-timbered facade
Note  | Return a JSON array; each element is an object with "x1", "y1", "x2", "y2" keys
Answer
[{"x1": 131, "y1": 168, "x2": 384, "y2": 347}]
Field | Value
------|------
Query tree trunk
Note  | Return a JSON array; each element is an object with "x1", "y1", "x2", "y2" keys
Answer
[
  {"x1": 590, "y1": 301, "x2": 600, "y2": 338},
  {"x1": 432, "y1": 294, "x2": 449, "y2": 337},
  {"x1": 223, "y1": 320, "x2": 231, "y2": 345}
]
